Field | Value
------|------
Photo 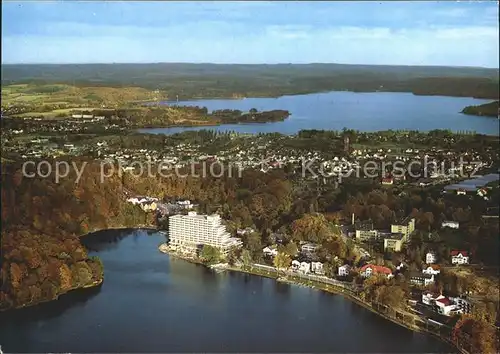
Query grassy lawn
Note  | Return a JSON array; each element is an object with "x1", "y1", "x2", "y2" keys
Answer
[
  {"x1": 11, "y1": 107, "x2": 105, "y2": 118},
  {"x1": 2, "y1": 83, "x2": 162, "y2": 109}
]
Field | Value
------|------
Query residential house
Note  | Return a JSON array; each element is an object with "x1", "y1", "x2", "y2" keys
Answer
[
  {"x1": 360, "y1": 264, "x2": 392, "y2": 278},
  {"x1": 451, "y1": 251, "x2": 469, "y2": 265},
  {"x1": 311, "y1": 262, "x2": 324, "y2": 275},
  {"x1": 237, "y1": 227, "x2": 255, "y2": 236},
  {"x1": 177, "y1": 200, "x2": 195, "y2": 210},
  {"x1": 301, "y1": 243, "x2": 319, "y2": 254},
  {"x1": 422, "y1": 265, "x2": 440, "y2": 275},
  {"x1": 299, "y1": 262, "x2": 311, "y2": 274},
  {"x1": 477, "y1": 188, "x2": 488, "y2": 198},
  {"x1": 422, "y1": 291, "x2": 445, "y2": 306},
  {"x1": 127, "y1": 197, "x2": 141, "y2": 205},
  {"x1": 383, "y1": 233, "x2": 405, "y2": 252},
  {"x1": 391, "y1": 217, "x2": 415, "y2": 242},
  {"x1": 263, "y1": 246, "x2": 278, "y2": 257},
  {"x1": 426, "y1": 251, "x2": 437, "y2": 264},
  {"x1": 410, "y1": 272, "x2": 435, "y2": 286},
  {"x1": 338, "y1": 264, "x2": 351, "y2": 277},
  {"x1": 442, "y1": 220, "x2": 459, "y2": 229}
]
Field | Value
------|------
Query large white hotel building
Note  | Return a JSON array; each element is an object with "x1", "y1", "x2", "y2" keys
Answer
[{"x1": 168, "y1": 212, "x2": 242, "y2": 254}]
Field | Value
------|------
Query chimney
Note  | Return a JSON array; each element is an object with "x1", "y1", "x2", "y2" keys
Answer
[{"x1": 352, "y1": 213, "x2": 355, "y2": 225}]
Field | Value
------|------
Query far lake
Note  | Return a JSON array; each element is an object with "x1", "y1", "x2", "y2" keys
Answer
[
  {"x1": 0, "y1": 229, "x2": 455, "y2": 353},
  {"x1": 139, "y1": 91, "x2": 498, "y2": 136}
]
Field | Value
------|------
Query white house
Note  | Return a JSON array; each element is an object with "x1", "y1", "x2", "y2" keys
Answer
[
  {"x1": 301, "y1": 243, "x2": 319, "y2": 254},
  {"x1": 311, "y1": 262, "x2": 324, "y2": 275},
  {"x1": 127, "y1": 197, "x2": 141, "y2": 205},
  {"x1": 426, "y1": 251, "x2": 437, "y2": 264},
  {"x1": 451, "y1": 251, "x2": 469, "y2": 265},
  {"x1": 422, "y1": 292, "x2": 445, "y2": 306},
  {"x1": 262, "y1": 246, "x2": 278, "y2": 257},
  {"x1": 291, "y1": 260, "x2": 300, "y2": 271},
  {"x1": 338, "y1": 264, "x2": 351, "y2": 277},
  {"x1": 237, "y1": 227, "x2": 255, "y2": 236},
  {"x1": 177, "y1": 200, "x2": 195, "y2": 209},
  {"x1": 435, "y1": 297, "x2": 458, "y2": 316},
  {"x1": 422, "y1": 265, "x2": 441, "y2": 275},
  {"x1": 477, "y1": 188, "x2": 488, "y2": 198},
  {"x1": 442, "y1": 220, "x2": 459, "y2": 229},
  {"x1": 299, "y1": 262, "x2": 311, "y2": 274}
]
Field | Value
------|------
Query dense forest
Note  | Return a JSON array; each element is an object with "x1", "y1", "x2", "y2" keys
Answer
[
  {"x1": 0, "y1": 160, "x2": 148, "y2": 310},
  {"x1": 462, "y1": 101, "x2": 499, "y2": 117},
  {"x1": 2, "y1": 63, "x2": 498, "y2": 99},
  {"x1": 1, "y1": 129, "x2": 499, "y2": 314},
  {"x1": 72, "y1": 107, "x2": 290, "y2": 128}
]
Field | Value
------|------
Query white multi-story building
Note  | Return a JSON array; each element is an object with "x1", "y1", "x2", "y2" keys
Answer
[
  {"x1": 168, "y1": 212, "x2": 242, "y2": 254},
  {"x1": 391, "y1": 217, "x2": 415, "y2": 242}
]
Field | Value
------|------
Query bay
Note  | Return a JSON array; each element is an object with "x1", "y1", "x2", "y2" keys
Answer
[{"x1": 0, "y1": 229, "x2": 455, "y2": 353}]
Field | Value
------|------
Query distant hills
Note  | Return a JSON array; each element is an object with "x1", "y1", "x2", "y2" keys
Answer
[{"x1": 2, "y1": 63, "x2": 499, "y2": 100}]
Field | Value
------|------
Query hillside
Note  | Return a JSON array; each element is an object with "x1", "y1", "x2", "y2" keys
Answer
[
  {"x1": 2, "y1": 63, "x2": 499, "y2": 99},
  {"x1": 0, "y1": 160, "x2": 149, "y2": 310}
]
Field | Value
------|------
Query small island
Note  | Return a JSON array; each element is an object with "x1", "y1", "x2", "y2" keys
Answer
[
  {"x1": 461, "y1": 101, "x2": 499, "y2": 118},
  {"x1": 211, "y1": 108, "x2": 290, "y2": 124}
]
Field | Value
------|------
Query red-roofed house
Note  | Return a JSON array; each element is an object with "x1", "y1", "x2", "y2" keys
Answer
[
  {"x1": 422, "y1": 264, "x2": 441, "y2": 275},
  {"x1": 451, "y1": 251, "x2": 469, "y2": 265},
  {"x1": 435, "y1": 297, "x2": 458, "y2": 316},
  {"x1": 422, "y1": 291, "x2": 445, "y2": 306},
  {"x1": 360, "y1": 264, "x2": 392, "y2": 278}
]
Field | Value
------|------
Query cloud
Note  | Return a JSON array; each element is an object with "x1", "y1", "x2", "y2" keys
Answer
[{"x1": 2, "y1": 1, "x2": 498, "y2": 67}]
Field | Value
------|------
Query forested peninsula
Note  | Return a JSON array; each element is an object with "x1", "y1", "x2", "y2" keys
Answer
[
  {"x1": 0, "y1": 161, "x2": 151, "y2": 311},
  {"x1": 462, "y1": 101, "x2": 499, "y2": 118}
]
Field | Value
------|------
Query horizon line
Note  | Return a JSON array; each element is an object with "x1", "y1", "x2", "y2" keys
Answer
[{"x1": 1, "y1": 62, "x2": 499, "y2": 70}]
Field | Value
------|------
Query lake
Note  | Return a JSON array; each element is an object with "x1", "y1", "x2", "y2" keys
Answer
[
  {"x1": 139, "y1": 91, "x2": 498, "y2": 136},
  {"x1": 0, "y1": 229, "x2": 455, "y2": 353}
]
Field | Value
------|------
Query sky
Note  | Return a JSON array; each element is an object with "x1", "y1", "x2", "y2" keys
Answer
[{"x1": 2, "y1": 1, "x2": 499, "y2": 67}]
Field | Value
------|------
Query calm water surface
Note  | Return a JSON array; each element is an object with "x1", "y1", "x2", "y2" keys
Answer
[
  {"x1": 0, "y1": 229, "x2": 456, "y2": 353},
  {"x1": 139, "y1": 91, "x2": 498, "y2": 136}
]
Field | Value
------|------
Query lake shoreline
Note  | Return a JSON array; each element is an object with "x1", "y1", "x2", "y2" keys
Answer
[
  {"x1": 1, "y1": 229, "x2": 459, "y2": 353},
  {"x1": 140, "y1": 89, "x2": 499, "y2": 104},
  {"x1": 162, "y1": 246, "x2": 463, "y2": 353},
  {"x1": 0, "y1": 278, "x2": 104, "y2": 313},
  {"x1": 136, "y1": 91, "x2": 498, "y2": 136}
]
